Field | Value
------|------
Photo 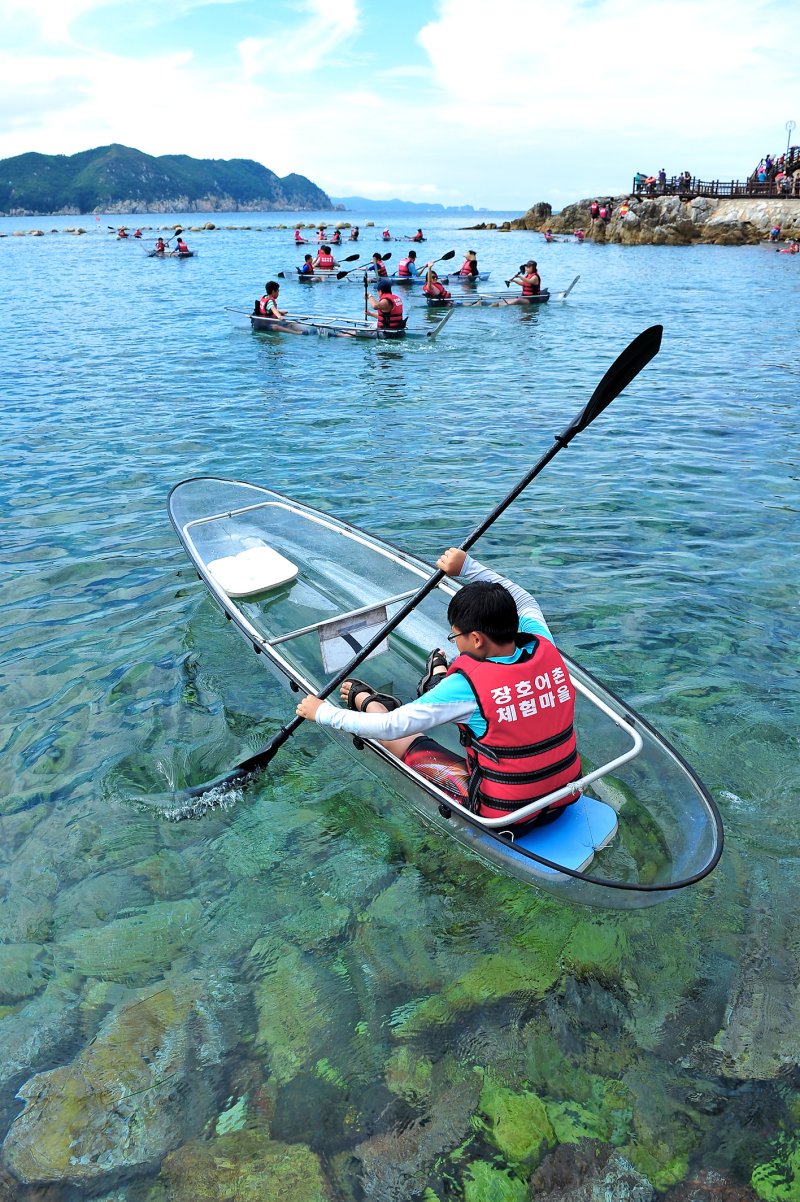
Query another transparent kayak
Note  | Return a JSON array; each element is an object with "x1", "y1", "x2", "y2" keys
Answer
[{"x1": 168, "y1": 477, "x2": 723, "y2": 909}]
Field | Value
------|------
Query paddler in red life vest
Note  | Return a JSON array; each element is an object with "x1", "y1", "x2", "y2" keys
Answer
[
  {"x1": 349, "y1": 226, "x2": 360, "y2": 241},
  {"x1": 257, "y1": 281, "x2": 287, "y2": 319},
  {"x1": 397, "y1": 249, "x2": 419, "y2": 278},
  {"x1": 411, "y1": 228, "x2": 425, "y2": 242},
  {"x1": 175, "y1": 236, "x2": 189, "y2": 254},
  {"x1": 368, "y1": 252, "x2": 388, "y2": 277},
  {"x1": 368, "y1": 280, "x2": 405, "y2": 331},
  {"x1": 331, "y1": 229, "x2": 342, "y2": 245},
  {"x1": 508, "y1": 260, "x2": 541, "y2": 300},
  {"x1": 382, "y1": 229, "x2": 391, "y2": 241},
  {"x1": 295, "y1": 547, "x2": 581, "y2": 831},
  {"x1": 298, "y1": 253, "x2": 314, "y2": 275},
  {"x1": 133, "y1": 228, "x2": 142, "y2": 238},
  {"x1": 422, "y1": 262, "x2": 451, "y2": 302},
  {"x1": 313, "y1": 245, "x2": 337, "y2": 271},
  {"x1": 154, "y1": 236, "x2": 166, "y2": 253},
  {"x1": 458, "y1": 250, "x2": 479, "y2": 277},
  {"x1": 117, "y1": 227, "x2": 128, "y2": 238}
]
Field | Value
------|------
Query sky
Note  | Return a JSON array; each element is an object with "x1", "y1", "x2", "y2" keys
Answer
[{"x1": 1, "y1": 0, "x2": 798, "y2": 210}]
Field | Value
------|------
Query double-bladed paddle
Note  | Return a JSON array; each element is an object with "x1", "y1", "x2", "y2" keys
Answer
[{"x1": 178, "y1": 324, "x2": 664, "y2": 801}]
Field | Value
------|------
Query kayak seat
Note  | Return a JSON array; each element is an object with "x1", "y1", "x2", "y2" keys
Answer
[{"x1": 207, "y1": 544, "x2": 298, "y2": 598}]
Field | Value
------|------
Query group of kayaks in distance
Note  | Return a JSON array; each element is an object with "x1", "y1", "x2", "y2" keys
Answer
[
  {"x1": 238, "y1": 244, "x2": 580, "y2": 339},
  {"x1": 293, "y1": 225, "x2": 426, "y2": 246}
]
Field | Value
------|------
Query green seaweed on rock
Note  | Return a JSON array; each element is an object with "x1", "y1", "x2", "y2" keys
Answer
[{"x1": 752, "y1": 1134, "x2": 800, "y2": 1201}]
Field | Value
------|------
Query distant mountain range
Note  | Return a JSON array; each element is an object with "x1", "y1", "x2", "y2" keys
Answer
[
  {"x1": 332, "y1": 196, "x2": 487, "y2": 214},
  {"x1": 0, "y1": 144, "x2": 333, "y2": 216}
]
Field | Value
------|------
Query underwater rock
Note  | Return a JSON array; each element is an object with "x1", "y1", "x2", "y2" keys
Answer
[
  {"x1": 663, "y1": 1168, "x2": 760, "y2": 1200},
  {"x1": 55, "y1": 898, "x2": 202, "y2": 985},
  {"x1": 530, "y1": 1138, "x2": 655, "y2": 1201},
  {"x1": 702, "y1": 868, "x2": 800, "y2": 1080},
  {"x1": 251, "y1": 938, "x2": 340, "y2": 1086},
  {"x1": 0, "y1": 1168, "x2": 17, "y2": 1200},
  {"x1": 159, "y1": 1129, "x2": 330, "y2": 1202},
  {"x1": 354, "y1": 1079, "x2": 481, "y2": 1201},
  {"x1": 1, "y1": 975, "x2": 240, "y2": 1186},
  {"x1": 0, "y1": 944, "x2": 52, "y2": 1005},
  {"x1": 462, "y1": 1160, "x2": 528, "y2": 1201},
  {"x1": 0, "y1": 978, "x2": 83, "y2": 1126},
  {"x1": 474, "y1": 1079, "x2": 555, "y2": 1166}
]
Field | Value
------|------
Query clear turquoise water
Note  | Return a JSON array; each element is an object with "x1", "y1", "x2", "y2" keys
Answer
[{"x1": 1, "y1": 210, "x2": 799, "y2": 1199}]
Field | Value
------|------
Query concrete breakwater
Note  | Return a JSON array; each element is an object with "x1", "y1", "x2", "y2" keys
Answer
[{"x1": 510, "y1": 195, "x2": 800, "y2": 245}]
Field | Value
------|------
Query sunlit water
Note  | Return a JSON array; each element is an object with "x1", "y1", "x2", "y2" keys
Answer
[{"x1": 1, "y1": 210, "x2": 799, "y2": 1200}]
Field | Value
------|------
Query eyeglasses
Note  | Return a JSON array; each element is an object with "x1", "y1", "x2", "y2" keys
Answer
[{"x1": 447, "y1": 630, "x2": 472, "y2": 643}]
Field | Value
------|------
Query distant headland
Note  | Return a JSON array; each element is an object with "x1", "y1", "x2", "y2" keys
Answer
[{"x1": 0, "y1": 144, "x2": 332, "y2": 217}]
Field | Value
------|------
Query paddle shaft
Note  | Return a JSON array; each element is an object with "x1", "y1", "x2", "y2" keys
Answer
[{"x1": 229, "y1": 324, "x2": 664, "y2": 777}]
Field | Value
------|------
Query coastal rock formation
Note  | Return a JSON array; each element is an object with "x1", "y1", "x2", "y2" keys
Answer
[{"x1": 512, "y1": 196, "x2": 800, "y2": 244}]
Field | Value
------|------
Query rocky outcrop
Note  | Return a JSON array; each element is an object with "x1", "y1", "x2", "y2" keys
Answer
[{"x1": 511, "y1": 196, "x2": 800, "y2": 244}]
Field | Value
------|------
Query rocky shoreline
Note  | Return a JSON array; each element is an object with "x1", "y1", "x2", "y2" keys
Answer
[{"x1": 508, "y1": 195, "x2": 800, "y2": 245}]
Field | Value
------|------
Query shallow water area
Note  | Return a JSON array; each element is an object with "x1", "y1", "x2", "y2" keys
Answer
[{"x1": 1, "y1": 209, "x2": 799, "y2": 1200}]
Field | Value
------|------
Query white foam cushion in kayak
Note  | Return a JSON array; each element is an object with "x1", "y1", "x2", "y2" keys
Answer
[{"x1": 207, "y1": 545, "x2": 298, "y2": 597}]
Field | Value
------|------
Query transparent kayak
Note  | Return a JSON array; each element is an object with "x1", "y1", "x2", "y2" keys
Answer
[{"x1": 168, "y1": 477, "x2": 723, "y2": 909}]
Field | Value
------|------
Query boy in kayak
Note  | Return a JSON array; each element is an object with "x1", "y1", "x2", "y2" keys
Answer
[
  {"x1": 299, "y1": 254, "x2": 315, "y2": 275},
  {"x1": 367, "y1": 253, "x2": 388, "y2": 277},
  {"x1": 175, "y1": 236, "x2": 190, "y2": 254},
  {"x1": 368, "y1": 281, "x2": 405, "y2": 331},
  {"x1": 397, "y1": 250, "x2": 419, "y2": 277},
  {"x1": 257, "y1": 281, "x2": 287, "y2": 319},
  {"x1": 296, "y1": 549, "x2": 581, "y2": 832}
]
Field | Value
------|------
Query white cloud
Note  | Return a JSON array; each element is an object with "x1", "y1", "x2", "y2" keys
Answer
[{"x1": 239, "y1": 0, "x2": 361, "y2": 78}]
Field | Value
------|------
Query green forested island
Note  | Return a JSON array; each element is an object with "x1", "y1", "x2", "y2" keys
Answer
[{"x1": 0, "y1": 144, "x2": 332, "y2": 216}]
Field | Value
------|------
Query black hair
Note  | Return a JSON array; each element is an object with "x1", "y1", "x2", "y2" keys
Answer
[
  {"x1": 377, "y1": 281, "x2": 392, "y2": 293},
  {"x1": 447, "y1": 582, "x2": 519, "y2": 643},
  {"x1": 409, "y1": 250, "x2": 417, "y2": 258},
  {"x1": 266, "y1": 280, "x2": 279, "y2": 294}
]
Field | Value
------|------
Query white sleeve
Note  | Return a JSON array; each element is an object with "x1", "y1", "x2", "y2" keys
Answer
[{"x1": 314, "y1": 695, "x2": 473, "y2": 738}]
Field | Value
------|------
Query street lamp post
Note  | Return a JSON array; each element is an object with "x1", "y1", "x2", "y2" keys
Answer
[{"x1": 786, "y1": 119, "x2": 796, "y2": 157}]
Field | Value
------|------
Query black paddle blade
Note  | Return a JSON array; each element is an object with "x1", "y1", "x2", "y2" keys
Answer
[
  {"x1": 344, "y1": 253, "x2": 359, "y2": 262},
  {"x1": 381, "y1": 252, "x2": 392, "y2": 261},
  {"x1": 440, "y1": 250, "x2": 456, "y2": 261},
  {"x1": 558, "y1": 325, "x2": 663, "y2": 445}
]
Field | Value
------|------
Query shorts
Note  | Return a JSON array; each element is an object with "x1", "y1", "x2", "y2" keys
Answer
[
  {"x1": 401, "y1": 736, "x2": 469, "y2": 802},
  {"x1": 401, "y1": 737, "x2": 578, "y2": 830}
]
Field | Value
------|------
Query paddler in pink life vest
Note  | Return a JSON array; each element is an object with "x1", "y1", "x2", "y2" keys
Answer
[
  {"x1": 397, "y1": 249, "x2": 419, "y2": 277},
  {"x1": 313, "y1": 245, "x2": 337, "y2": 271},
  {"x1": 368, "y1": 280, "x2": 405, "y2": 330},
  {"x1": 508, "y1": 260, "x2": 541, "y2": 299},
  {"x1": 294, "y1": 228, "x2": 308, "y2": 243},
  {"x1": 382, "y1": 229, "x2": 391, "y2": 241},
  {"x1": 295, "y1": 547, "x2": 581, "y2": 830},
  {"x1": 331, "y1": 229, "x2": 342, "y2": 245},
  {"x1": 422, "y1": 262, "x2": 451, "y2": 301},
  {"x1": 574, "y1": 228, "x2": 586, "y2": 241}
]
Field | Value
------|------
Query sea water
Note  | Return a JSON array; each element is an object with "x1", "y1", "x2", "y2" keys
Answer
[{"x1": 0, "y1": 210, "x2": 799, "y2": 1199}]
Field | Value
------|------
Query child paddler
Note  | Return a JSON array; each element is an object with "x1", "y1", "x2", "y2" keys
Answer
[{"x1": 296, "y1": 548, "x2": 582, "y2": 833}]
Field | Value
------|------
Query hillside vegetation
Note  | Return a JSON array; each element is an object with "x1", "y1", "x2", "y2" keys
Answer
[{"x1": 0, "y1": 144, "x2": 332, "y2": 215}]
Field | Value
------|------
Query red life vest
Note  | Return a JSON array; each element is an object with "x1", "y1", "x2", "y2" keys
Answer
[
  {"x1": 423, "y1": 279, "x2": 450, "y2": 299},
  {"x1": 447, "y1": 639, "x2": 581, "y2": 820},
  {"x1": 377, "y1": 292, "x2": 404, "y2": 329},
  {"x1": 373, "y1": 261, "x2": 388, "y2": 277},
  {"x1": 316, "y1": 252, "x2": 335, "y2": 270},
  {"x1": 521, "y1": 273, "x2": 540, "y2": 296},
  {"x1": 398, "y1": 257, "x2": 414, "y2": 277},
  {"x1": 590, "y1": 202, "x2": 599, "y2": 218}
]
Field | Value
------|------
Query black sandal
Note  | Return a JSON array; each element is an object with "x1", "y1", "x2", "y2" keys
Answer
[
  {"x1": 417, "y1": 649, "x2": 449, "y2": 696},
  {"x1": 344, "y1": 679, "x2": 401, "y2": 713}
]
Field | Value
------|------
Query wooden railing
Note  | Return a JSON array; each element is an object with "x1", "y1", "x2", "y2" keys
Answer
[{"x1": 632, "y1": 151, "x2": 800, "y2": 199}]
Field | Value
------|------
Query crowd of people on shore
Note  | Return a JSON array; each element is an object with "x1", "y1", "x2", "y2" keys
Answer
[{"x1": 750, "y1": 150, "x2": 800, "y2": 195}]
